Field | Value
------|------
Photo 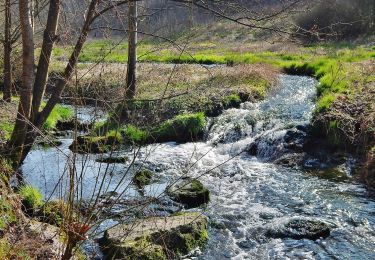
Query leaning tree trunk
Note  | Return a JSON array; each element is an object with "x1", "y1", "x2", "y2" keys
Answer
[
  {"x1": 31, "y1": 0, "x2": 61, "y2": 121},
  {"x1": 8, "y1": 0, "x2": 35, "y2": 165},
  {"x1": 3, "y1": 0, "x2": 12, "y2": 102}
]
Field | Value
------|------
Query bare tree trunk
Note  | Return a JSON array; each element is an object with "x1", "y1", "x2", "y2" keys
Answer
[
  {"x1": 31, "y1": 0, "x2": 61, "y2": 120},
  {"x1": 8, "y1": 0, "x2": 35, "y2": 165},
  {"x1": 3, "y1": 0, "x2": 12, "y2": 102},
  {"x1": 126, "y1": 0, "x2": 138, "y2": 99},
  {"x1": 115, "y1": 0, "x2": 138, "y2": 122}
]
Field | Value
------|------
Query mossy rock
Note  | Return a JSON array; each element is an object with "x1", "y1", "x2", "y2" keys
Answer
[
  {"x1": 96, "y1": 156, "x2": 128, "y2": 164},
  {"x1": 69, "y1": 135, "x2": 121, "y2": 154},
  {"x1": 167, "y1": 177, "x2": 210, "y2": 208},
  {"x1": 133, "y1": 169, "x2": 153, "y2": 188},
  {"x1": 99, "y1": 212, "x2": 208, "y2": 259},
  {"x1": 149, "y1": 113, "x2": 206, "y2": 143}
]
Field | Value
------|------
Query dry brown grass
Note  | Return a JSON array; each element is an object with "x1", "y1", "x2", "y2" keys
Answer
[{"x1": 62, "y1": 62, "x2": 279, "y2": 106}]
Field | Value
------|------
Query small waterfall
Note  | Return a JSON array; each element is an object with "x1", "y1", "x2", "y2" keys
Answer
[{"x1": 206, "y1": 75, "x2": 316, "y2": 159}]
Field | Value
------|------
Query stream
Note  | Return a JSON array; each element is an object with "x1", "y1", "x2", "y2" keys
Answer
[{"x1": 22, "y1": 75, "x2": 375, "y2": 259}]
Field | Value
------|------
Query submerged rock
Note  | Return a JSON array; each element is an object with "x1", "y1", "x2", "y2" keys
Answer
[
  {"x1": 99, "y1": 212, "x2": 208, "y2": 259},
  {"x1": 167, "y1": 177, "x2": 210, "y2": 208},
  {"x1": 266, "y1": 217, "x2": 330, "y2": 240}
]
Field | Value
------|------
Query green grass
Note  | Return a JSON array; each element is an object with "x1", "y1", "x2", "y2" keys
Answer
[
  {"x1": 150, "y1": 112, "x2": 206, "y2": 143},
  {"x1": 0, "y1": 239, "x2": 30, "y2": 259},
  {"x1": 18, "y1": 185, "x2": 43, "y2": 212},
  {"x1": 43, "y1": 104, "x2": 73, "y2": 130},
  {"x1": 0, "y1": 197, "x2": 16, "y2": 231},
  {"x1": 0, "y1": 122, "x2": 14, "y2": 140}
]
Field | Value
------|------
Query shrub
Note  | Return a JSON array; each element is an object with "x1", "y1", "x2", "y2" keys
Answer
[{"x1": 19, "y1": 185, "x2": 43, "y2": 213}]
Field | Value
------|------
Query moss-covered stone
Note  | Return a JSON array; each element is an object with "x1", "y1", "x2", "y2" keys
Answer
[
  {"x1": 100, "y1": 212, "x2": 208, "y2": 259},
  {"x1": 148, "y1": 113, "x2": 206, "y2": 143},
  {"x1": 96, "y1": 156, "x2": 128, "y2": 164},
  {"x1": 69, "y1": 135, "x2": 121, "y2": 154},
  {"x1": 132, "y1": 169, "x2": 153, "y2": 188},
  {"x1": 167, "y1": 177, "x2": 210, "y2": 208}
]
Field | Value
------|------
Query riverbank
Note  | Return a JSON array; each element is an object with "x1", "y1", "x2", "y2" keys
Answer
[{"x1": 0, "y1": 159, "x2": 65, "y2": 258}]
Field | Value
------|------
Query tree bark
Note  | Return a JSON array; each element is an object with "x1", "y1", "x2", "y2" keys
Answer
[
  {"x1": 8, "y1": 0, "x2": 35, "y2": 165},
  {"x1": 126, "y1": 0, "x2": 138, "y2": 99},
  {"x1": 115, "y1": 0, "x2": 138, "y2": 122},
  {"x1": 31, "y1": 0, "x2": 61, "y2": 121},
  {"x1": 3, "y1": 0, "x2": 12, "y2": 102}
]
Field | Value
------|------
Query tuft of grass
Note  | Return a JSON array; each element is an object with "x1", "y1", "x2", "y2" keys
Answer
[
  {"x1": 316, "y1": 94, "x2": 336, "y2": 112},
  {"x1": 19, "y1": 185, "x2": 43, "y2": 212},
  {"x1": 222, "y1": 93, "x2": 241, "y2": 108},
  {"x1": 43, "y1": 104, "x2": 73, "y2": 130},
  {"x1": 121, "y1": 125, "x2": 149, "y2": 144},
  {"x1": 150, "y1": 112, "x2": 206, "y2": 143}
]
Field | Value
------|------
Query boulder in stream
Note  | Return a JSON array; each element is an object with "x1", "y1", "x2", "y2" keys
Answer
[
  {"x1": 99, "y1": 212, "x2": 208, "y2": 259},
  {"x1": 265, "y1": 217, "x2": 330, "y2": 240},
  {"x1": 167, "y1": 177, "x2": 210, "y2": 208},
  {"x1": 133, "y1": 169, "x2": 154, "y2": 188},
  {"x1": 69, "y1": 135, "x2": 121, "y2": 154},
  {"x1": 96, "y1": 156, "x2": 128, "y2": 164}
]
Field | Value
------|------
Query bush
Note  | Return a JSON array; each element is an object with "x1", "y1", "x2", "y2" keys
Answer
[
  {"x1": 19, "y1": 185, "x2": 43, "y2": 213},
  {"x1": 150, "y1": 113, "x2": 206, "y2": 143}
]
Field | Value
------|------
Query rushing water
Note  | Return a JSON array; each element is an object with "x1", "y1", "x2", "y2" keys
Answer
[{"x1": 23, "y1": 75, "x2": 375, "y2": 259}]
